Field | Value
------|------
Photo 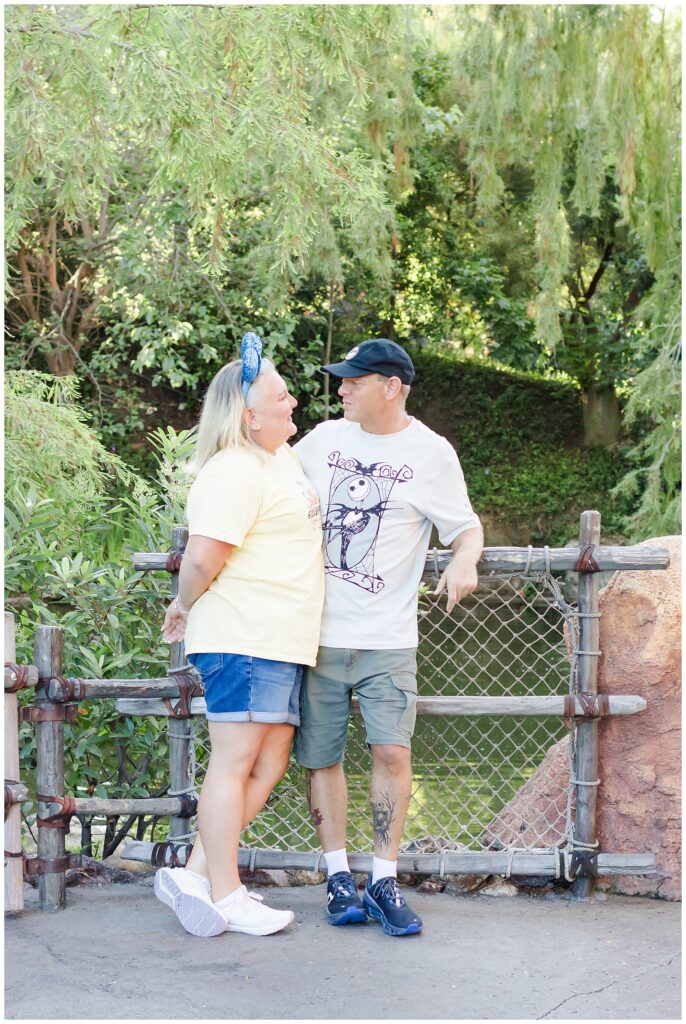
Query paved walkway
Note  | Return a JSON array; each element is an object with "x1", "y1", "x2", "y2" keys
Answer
[{"x1": 5, "y1": 879, "x2": 681, "y2": 1020}]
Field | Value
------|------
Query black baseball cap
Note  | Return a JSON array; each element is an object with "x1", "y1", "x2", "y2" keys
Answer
[{"x1": 321, "y1": 338, "x2": 415, "y2": 385}]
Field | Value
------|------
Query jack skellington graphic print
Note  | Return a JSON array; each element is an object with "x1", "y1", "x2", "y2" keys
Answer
[{"x1": 322, "y1": 450, "x2": 412, "y2": 592}]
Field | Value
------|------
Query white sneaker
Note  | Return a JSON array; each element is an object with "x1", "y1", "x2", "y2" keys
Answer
[
  {"x1": 217, "y1": 885, "x2": 294, "y2": 936},
  {"x1": 154, "y1": 866, "x2": 226, "y2": 937}
]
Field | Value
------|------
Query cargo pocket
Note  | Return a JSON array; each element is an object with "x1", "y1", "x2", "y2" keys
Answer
[{"x1": 389, "y1": 671, "x2": 418, "y2": 738}]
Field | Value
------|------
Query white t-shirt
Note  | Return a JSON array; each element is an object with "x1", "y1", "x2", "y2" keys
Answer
[
  {"x1": 294, "y1": 417, "x2": 480, "y2": 649},
  {"x1": 184, "y1": 444, "x2": 324, "y2": 665}
]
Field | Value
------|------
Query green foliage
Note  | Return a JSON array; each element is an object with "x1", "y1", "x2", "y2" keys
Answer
[
  {"x1": 451, "y1": 5, "x2": 680, "y2": 341},
  {"x1": 414, "y1": 5, "x2": 681, "y2": 529},
  {"x1": 5, "y1": 373, "x2": 198, "y2": 854},
  {"x1": 5, "y1": 5, "x2": 409, "y2": 281},
  {"x1": 407, "y1": 348, "x2": 633, "y2": 544},
  {"x1": 5, "y1": 371, "x2": 129, "y2": 511},
  {"x1": 610, "y1": 258, "x2": 681, "y2": 539},
  {"x1": 5, "y1": 6, "x2": 680, "y2": 539}
]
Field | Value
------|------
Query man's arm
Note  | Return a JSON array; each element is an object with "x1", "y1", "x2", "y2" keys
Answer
[{"x1": 433, "y1": 524, "x2": 484, "y2": 614}]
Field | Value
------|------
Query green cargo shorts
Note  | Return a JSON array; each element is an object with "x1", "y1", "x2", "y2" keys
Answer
[{"x1": 293, "y1": 646, "x2": 418, "y2": 769}]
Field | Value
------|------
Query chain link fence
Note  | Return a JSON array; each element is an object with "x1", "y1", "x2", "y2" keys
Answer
[{"x1": 184, "y1": 567, "x2": 577, "y2": 856}]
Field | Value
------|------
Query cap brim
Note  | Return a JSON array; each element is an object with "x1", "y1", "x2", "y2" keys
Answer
[{"x1": 320, "y1": 360, "x2": 369, "y2": 378}]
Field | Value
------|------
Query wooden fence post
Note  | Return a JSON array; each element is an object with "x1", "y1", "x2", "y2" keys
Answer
[
  {"x1": 572, "y1": 510, "x2": 602, "y2": 901},
  {"x1": 34, "y1": 625, "x2": 67, "y2": 910},
  {"x1": 167, "y1": 525, "x2": 192, "y2": 843},
  {"x1": 5, "y1": 612, "x2": 24, "y2": 913}
]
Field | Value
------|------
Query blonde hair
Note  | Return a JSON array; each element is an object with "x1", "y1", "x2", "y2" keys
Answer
[{"x1": 186, "y1": 358, "x2": 274, "y2": 476}]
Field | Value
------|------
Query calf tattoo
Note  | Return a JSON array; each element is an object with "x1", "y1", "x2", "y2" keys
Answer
[
  {"x1": 305, "y1": 770, "x2": 324, "y2": 827},
  {"x1": 371, "y1": 792, "x2": 396, "y2": 847}
]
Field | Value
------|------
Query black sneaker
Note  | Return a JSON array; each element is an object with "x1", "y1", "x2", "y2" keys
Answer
[
  {"x1": 363, "y1": 875, "x2": 423, "y2": 936},
  {"x1": 326, "y1": 871, "x2": 368, "y2": 926}
]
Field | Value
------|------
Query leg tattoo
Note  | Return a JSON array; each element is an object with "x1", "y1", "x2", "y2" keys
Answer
[
  {"x1": 306, "y1": 770, "x2": 324, "y2": 827},
  {"x1": 371, "y1": 792, "x2": 396, "y2": 847}
]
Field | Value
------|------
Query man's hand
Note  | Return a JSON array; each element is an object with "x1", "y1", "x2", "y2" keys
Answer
[
  {"x1": 433, "y1": 525, "x2": 483, "y2": 613},
  {"x1": 433, "y1": 557, "x2": 478, "y2": 614},
  {"x1": 162, "y1": 599, "x2": 188, "y2": 644}
]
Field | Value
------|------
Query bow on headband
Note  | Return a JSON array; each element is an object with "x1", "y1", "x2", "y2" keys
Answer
[{"x1": 241, "y1": 332, "x2": 262, "y2": 399}]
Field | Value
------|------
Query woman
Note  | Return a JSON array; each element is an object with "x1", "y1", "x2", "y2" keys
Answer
[{"x1": 155, "y1": 334, "x2": 324, "y2": 937}]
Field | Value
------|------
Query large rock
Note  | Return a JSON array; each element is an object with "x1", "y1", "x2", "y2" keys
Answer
[
  {"x1": 481, "y1": 738, "x2": 570, "y2": 851},
  {"x1": 595, "y1": 535, "x2": 681, "y2": 899}
]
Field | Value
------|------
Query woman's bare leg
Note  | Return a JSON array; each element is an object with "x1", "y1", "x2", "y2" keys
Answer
[
  {"x1": 186, "y1": 723, "x2": 294, "y2": 882},
  {"x1": 193, "y1": 721, "x2": 269, "y2": 902}
]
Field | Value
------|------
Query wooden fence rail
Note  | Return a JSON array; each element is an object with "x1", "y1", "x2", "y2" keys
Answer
[
  {"x1": 114, "y1": 694, "x2": 647, "y2": 718},
  {"x1": 121, "y1": 841, "x2": 657, "y2": 879},
  {"x1": 5, "y1": 512, "x2": 670, "y2": 912},
  {"x1": 132, "y1": 543, "x2": 670, "y2": 575}
]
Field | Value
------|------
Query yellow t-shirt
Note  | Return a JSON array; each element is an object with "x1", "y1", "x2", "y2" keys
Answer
[{"x1": 183, "y1": 443, "x2": 324, "y2": 666}]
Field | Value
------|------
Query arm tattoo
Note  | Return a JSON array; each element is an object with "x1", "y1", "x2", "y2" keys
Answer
[{"x1": 371, "y1": 792, "x2": 396, "y2": 847}]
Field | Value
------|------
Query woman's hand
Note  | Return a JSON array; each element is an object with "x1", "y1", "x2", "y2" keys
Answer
[
  {"x1": 162, "y1": 598, "x2": 189, "y2": 644},
  {"x1": 160, "y1": 536, "x2": 234, "y2": 644}
]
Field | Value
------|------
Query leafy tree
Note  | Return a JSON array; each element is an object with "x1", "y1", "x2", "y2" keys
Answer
[
  {"x1": 431, "y1": 5, "x2": 681, "y2": 527},
  {"x1": 5, "y1": 4, "x2": 680, "y2": 534},
  {"x1": 6, "y1": 4, "x2": 414, "y2": 369}
]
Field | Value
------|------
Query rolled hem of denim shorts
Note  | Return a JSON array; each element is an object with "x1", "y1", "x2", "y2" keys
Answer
[{"x1": 206, "y1": 711, "x2": 300, "y2": 725}]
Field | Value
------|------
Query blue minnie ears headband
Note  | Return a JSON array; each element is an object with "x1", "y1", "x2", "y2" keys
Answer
[{"x1": 240, "y1": 332, "x2": 262, "y2": 399}]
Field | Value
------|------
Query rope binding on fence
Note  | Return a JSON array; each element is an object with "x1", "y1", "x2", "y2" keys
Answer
[
  {"x1": 174, "y1": 795, "x2": 198, "y2": 818},
  {"x1": 563, "y1": 693, "x2": 610, "y2": 721},
  {"x1": 569, "y1": 850, "x2": 599, "y2": 878},
  {"x1": 151, "y1": 840, "x2": 192, "y2": 868},
  {"x1": 4, "y1": 662, "x2": 31, "y2": 692},
  {"x1": 44, "y1": 675, "x2": 87, "y2": 702},
  {"x1": 574, "y1": 543, "x2": 601, "y2": 573},
  {"x1": 36, "y1": 793, "x2": 77, "y2": 833},
  {"x1": 5, "y1": 781, "x2": 19, "y2": 821},
  {"x1": 23, "y1": 853, "x2": 82, "y2": 877},
  {"x1": 165, "y1": 550, "x2": 184, "y2": 573},
  {"x1": 164, "y1": 667, "x2": 203, "y2": 719},
  {"x1": 21, "y1": 704, "x2": 79, "y2": 724}
]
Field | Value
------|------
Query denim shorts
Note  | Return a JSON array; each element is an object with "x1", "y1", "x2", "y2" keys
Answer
[
  {"x1": 187, "y1": 653, "x2": 303, "y2": 725},
  {"x1": 293, "y1": 647, "x2": 418, "y2": 768}
]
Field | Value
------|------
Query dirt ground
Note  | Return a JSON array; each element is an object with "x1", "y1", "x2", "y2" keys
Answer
[{"x1": 4, "y1": 875, "x2": 681, "y2": 1021}]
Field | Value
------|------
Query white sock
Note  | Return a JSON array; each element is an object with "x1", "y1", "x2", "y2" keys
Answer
[
  {"x1": 372, "y1": 857, "x2": 397, "y2": 885},
  {"x1": 214, "y1": 885, "x2": 244, "y2": 909},
  {"x1": 323, "y1": 848, "x2": 350, "y2": 876}
]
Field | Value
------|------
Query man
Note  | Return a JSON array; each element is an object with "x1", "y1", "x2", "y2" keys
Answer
[{"x1": 294, "y1": 338, "x2": 483, "y2": 937}]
